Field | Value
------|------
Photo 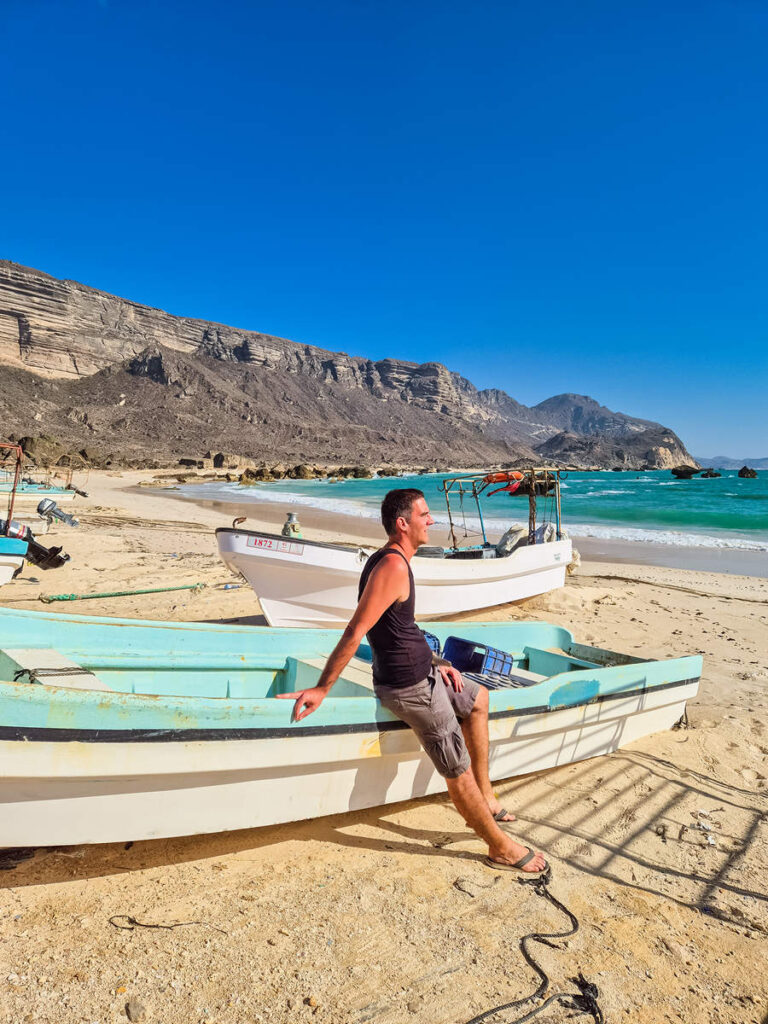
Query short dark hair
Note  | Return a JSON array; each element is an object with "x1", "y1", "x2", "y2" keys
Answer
[{"x1": 381, "y1": 488, "x2": 425, "y2": 536}]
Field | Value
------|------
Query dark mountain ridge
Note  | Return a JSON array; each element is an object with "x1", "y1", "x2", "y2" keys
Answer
[{"x1": 0, "y1": 260, "x2": 697, "y2": 469}]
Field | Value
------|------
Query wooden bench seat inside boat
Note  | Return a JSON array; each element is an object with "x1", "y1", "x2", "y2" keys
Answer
[{"x1": 0, "y1": 648, "x2": 112, "y2": 692}]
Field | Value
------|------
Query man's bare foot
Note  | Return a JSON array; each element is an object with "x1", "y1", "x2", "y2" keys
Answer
[{"x1": 487, "y1": 836, "x2": 547, "y2": 873}]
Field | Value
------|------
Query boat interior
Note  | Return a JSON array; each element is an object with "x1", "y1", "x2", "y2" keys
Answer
[{"x1": 0, "y1": 635, "x2": 641, "y2": 701}]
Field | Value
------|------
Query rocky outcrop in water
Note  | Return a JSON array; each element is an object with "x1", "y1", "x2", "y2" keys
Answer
[{"x1": 0, "y1": 261, "x2": 699, "y2": 469}]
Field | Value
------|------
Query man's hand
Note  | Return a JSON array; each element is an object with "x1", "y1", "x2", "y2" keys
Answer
[
  {"x1": 276, "y1": 686, "x2": 328, "y2": 721},
  {"x1": 438, "y1": 665, "x2": 463, "y2": 692}
]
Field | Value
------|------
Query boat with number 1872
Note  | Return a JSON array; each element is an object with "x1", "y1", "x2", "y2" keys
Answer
[{"x1": 217, "y1": 468, "x2": 574, "y2": 627}]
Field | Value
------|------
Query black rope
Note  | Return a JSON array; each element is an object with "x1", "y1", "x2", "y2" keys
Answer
[
  {"x1": 14, "y1": 667, "x2": 89, "y2": 684},
  {"x1": 109, "y1": 914, "x2": 228, "y2": 935},
  {"x1": 462, "y1": 866, "x2": 604, "y2": 1024}
]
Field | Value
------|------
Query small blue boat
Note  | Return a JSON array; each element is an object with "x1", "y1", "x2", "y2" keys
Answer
[
  {"x1": 0, "y1": 607, "x2": 701, "y2": 847},
  {"x1": 0, "y1": 538, "x2": 28, "y2": 588}
]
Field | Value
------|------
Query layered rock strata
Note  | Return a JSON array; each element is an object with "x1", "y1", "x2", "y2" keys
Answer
[{"x1": 0, "y1": 261, "x2": 698, "y2": 469}]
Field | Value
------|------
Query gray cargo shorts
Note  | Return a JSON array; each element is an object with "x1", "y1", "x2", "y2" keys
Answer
[{"x1": 374, "y1": 667, "x2": 481, "y2": 779}]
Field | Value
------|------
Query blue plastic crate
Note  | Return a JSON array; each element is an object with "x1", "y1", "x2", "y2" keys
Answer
[
  {"x1": 443, "y1": 636, "x2": 515, "y2": 676},
  {"x1": 420, "y1": 630, "x2": 441, "y2": 655}
]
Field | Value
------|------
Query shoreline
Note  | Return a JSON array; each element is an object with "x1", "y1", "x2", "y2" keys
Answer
[{"x1": 168, "y1": 486, "x2": 768, "y2": 578}]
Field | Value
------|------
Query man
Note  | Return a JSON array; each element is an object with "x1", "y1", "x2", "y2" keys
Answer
[{"x1": 278, "y1": 488, "x2": 547, "y2": 873}]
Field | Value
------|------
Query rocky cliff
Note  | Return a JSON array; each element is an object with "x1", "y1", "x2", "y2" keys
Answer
[
  {"x1": 0, "y1": 261, "x2": 698, "y2": 469},
  {"x1": 536, "y1": 429, "x2": 691, "y2": 470}
]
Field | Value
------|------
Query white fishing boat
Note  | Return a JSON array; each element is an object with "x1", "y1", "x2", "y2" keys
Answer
[
  {"x1": 217, "y1": 469, "x2": 574, "y2": 627},
  {"x1": 0, "y1": 482, "x2": 76, "y2": 504},
  {"x1": 0, "y1": 608, "x2": 700, "y2": 846}
]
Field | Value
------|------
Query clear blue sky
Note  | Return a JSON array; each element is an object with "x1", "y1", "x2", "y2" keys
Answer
[{"x1": 2, "y1": 0, "x2": 766, "y2": 455}]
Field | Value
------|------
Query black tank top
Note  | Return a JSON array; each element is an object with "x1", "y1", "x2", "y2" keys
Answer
[{"x1": 358, "y1": 546, "x2": 433, "y2": 688}]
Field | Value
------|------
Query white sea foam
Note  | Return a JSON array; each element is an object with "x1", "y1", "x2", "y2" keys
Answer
[
  {"x1": 567, "y1": 522, "x2": 768, "y2": 551},
  {"x1": 181, "y1": 481, "x2": 768, "y2": 552}
]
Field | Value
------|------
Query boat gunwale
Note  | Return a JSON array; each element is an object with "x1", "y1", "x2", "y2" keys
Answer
[
  {"x1": 216, "y1": 526, "x2": 572, "y2": 563},
  {"x1": 0, "y1": 675, "x2": 701, "y2": 743},
  {"x1": 215, "y1": 526, "x2": 374, "y2": 555}
]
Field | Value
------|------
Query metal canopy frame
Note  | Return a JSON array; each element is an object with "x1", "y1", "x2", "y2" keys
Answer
[
  {"x1": 438, "y1": 467, "x2": 564, "y2": 550},
  {"x1": 0, "y1": 443, "x2": 24, "y2": 534}
]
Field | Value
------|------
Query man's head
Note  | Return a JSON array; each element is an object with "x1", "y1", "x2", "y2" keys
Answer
[{"x1": 381, "y1": 488, "x2": 433, "y2": 546}]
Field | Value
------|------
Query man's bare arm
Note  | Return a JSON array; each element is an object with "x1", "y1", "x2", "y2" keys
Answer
[{"x1": 276, "y1": 554, "x2": 409, "y2": 721}]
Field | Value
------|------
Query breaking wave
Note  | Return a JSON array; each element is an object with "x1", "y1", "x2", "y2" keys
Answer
[{"x1": 180, "y1": 480, "x2": 768, "y2": 552}]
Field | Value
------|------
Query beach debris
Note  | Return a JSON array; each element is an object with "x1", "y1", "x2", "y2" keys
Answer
[
  {"x1": 125, "y1": 998, "x2": 147, "y2": 1022},
  {"x1": 453, "y1": 878, "x2": 477, "y2": 898},
  {"x1": 453, "y1": 876, "x2": 499, "y2": 898},
  {"x1": 654, "y1": 824, "x2": 668, "y2": 843},
  {"x1": 109, "y1": 914, "x2": 228, "y2": 935},
  {"x1": 678, "y1": 825, "x2": 688, "y2": 841},
  {"x1": 691, "y1": 820, "x2": 718, "y2": 846}
]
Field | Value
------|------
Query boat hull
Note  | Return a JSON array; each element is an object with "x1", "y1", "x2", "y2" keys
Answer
[
  {"x1": 0, "y1": 538, "x2": 27, "y2": 587},
  {"x1": 0, "y1": 678, "x2": 696, "y2": 847},
  {"x1": 0, "y1": 607, "x2": 699, "y2": 847},
  {"x1": 0, "y1": 486, "x2": 75, "y2": 504},
  {"x1": 216, "y1": 528, "x2": 572, "y2": 627}
]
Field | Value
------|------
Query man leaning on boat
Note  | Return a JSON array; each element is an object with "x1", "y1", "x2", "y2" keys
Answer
[{"x1": 278, "y1": 488, "x2": 547, "y2": 874}]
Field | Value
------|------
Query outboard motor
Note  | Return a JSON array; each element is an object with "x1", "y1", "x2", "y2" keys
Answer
[
  {"x1": 0, "y1": 516, "x2": 71, "y2": 570},
  {"x1": 25, "y1": 539, "x2": 70, "y2": 570},
  {"x1": 0, "y1": 516, "x2": 31, "y2": 542},
  {"x1": 37, "y1": 498, "x2": 79, "y2": 528}
]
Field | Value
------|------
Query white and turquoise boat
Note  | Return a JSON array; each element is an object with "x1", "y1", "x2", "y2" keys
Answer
[
  {"x1": 0, "y1": 480, "x2": 75, "y2": 504},
  {"x1": 0, "y1": 538, "x2": 28, "y2": 588},
  {"x1": 0, "y1": 607, "x2": 701, "y2": 847}
]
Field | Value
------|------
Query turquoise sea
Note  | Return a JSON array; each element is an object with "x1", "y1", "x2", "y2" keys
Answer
[{"x1": 182, "y1": 470, "x2": 768, "y2": 552}]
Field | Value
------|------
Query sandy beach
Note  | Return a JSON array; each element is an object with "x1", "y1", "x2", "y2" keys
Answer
[{"x1": 1, "y1": 469, "x2": 766, "y2": 1024}]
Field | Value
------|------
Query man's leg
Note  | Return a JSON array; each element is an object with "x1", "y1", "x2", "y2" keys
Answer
[
  {"x1": 375, "y1": 677, "x2": 544, "y2": 869},
  {"x1": 459, "y1": 685, "x2": 515, "y2": 822},
  {"x1": 445, "y1": 768, "x2": 546, "y2": 871}
]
